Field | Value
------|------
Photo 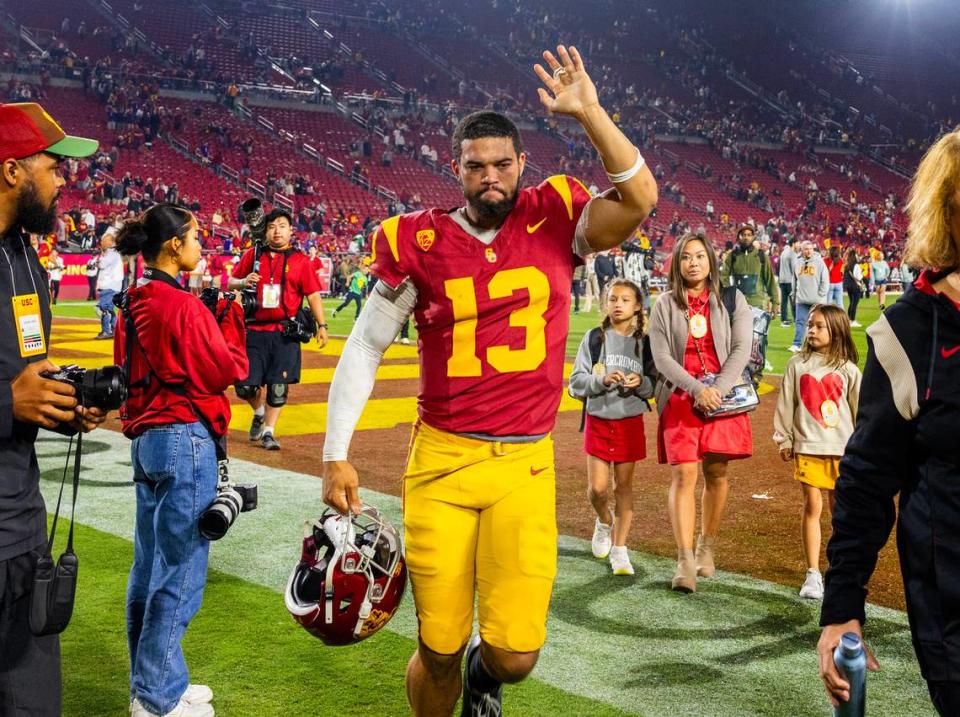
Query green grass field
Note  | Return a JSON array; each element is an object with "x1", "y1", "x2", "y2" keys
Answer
[
  {"x1": 39, "y1": 426, "x2": 934, "y2": 717},
  {"x1": 54, "y1": 290, "x2": 888, "y2": 373}
]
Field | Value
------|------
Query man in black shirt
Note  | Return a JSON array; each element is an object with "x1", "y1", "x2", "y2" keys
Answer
[{"x1": 0, "y1": 102, "x2": 106, "y2": 714}]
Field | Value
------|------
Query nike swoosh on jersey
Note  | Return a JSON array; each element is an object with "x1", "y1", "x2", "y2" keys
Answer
[
  {"x1": 530, "y1": 466, "x2": 548, "y2": 476},
  {"x1": 941, "y1": 345, "x2": 960, "y2": 359},
  {"x1": 526, "y1": 218, "x2": 547, "y2": 234}
]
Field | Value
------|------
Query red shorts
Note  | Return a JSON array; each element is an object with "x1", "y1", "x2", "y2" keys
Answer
[
  {"x1": 584, "y1": 413, "x2": 647, "y2": 463},
  {"x1": 657, "y1": 390, "x2": 753, "y2": 465}
]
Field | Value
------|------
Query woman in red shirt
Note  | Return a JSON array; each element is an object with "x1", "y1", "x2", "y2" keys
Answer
[
  {"x1": 824, "y1": 244, "x2": 845, "y2": 309},
  {"x1": 114, "y1": 204, "x2": 248, "y2": 717},
  {"x1": 648, "y1": 235, "x2": 754, "y2": 593}
]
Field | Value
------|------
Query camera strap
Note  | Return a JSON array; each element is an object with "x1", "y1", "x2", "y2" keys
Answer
[
  {"x1": 29, "y1": 431, "x2": 82, "y2": 636},
  {"x1": 47, "y1": 431, "x2": 82, "y2": 557}
]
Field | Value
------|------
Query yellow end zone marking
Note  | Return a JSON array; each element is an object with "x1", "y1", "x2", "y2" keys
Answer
[
  {"x1": 230, "y1": 393, "x2": 584, "y2": 435},
  {"x1": 299, "y1": 364, "x2": 421, "y2": 383},
  {"x1": 50, "y1": 354, "x2": 116, "y2": 369}
]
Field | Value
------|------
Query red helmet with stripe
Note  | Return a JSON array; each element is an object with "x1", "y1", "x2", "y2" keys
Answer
[{"x1": 284, "y1": 506, "x2": 407, "y2": 646}]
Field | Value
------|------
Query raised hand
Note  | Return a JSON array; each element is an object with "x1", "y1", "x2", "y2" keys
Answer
[{"x1": 533, "y1": 45, "x2": 600, "y2": 119}]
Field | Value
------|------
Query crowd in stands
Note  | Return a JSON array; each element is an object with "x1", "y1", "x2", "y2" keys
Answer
[{"x1": 1, "y1": 0, "x2": 941, "y2": 278}]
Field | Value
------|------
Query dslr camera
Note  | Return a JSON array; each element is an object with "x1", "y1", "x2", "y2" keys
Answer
[
  {"x1": 198, "y1": 459, "x2": 258, "y2": 541},
  {"x1": 281, "y1": 307, "x2": 317, "y2": 344},
  {"x1": 199, "y1": 287, "x2": 258, "y2": 321},
  {"x1": 42, "y1": 364, "x2": 127, "y2": 411}
]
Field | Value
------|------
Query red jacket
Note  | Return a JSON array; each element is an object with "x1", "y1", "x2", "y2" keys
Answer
[{"x1": 114, "y1": 271, "x2": 248, "y2": 438}]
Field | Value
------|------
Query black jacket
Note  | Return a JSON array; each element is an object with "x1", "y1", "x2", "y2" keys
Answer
[
  {"x1": 821, "y1": 273, "x2": 960, "y2": 681},
  {"x1": 0, "y1": 232, "x2": 52, "y2": 561}
]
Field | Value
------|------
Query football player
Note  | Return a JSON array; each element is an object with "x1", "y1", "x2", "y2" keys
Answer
[{"x1": 322, "y1": 45, "x2": 657, "y2": 717}]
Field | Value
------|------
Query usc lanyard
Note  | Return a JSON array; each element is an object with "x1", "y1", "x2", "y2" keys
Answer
[
  {"x1": 2, "y1": 239, "x2": 46, "y2": 357},
  {"x1": 687, "y1": 296, "x2": 711, "y2": 378}
]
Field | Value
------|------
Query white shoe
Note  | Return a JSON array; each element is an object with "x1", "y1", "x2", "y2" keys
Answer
[
  {"x1": 787, "y1": 345, "x2": 801, "y2": 353},
  {"x1": 799, "y1": 568, "x2": 824, "y2": 600},
  {"x1": 183, "y1": 685, "x2": 213, "y2": 705},
  {"x1": 400, "y1": 337, "x2": 410, "y2": 345},
  {"x1": 850, "y1": 321, "x2": 862, "y2": 327},
  {"x1": 764, "y1": 359, "x2": 774, "y2": 371},
  {"x1": 131, "y1": 697, "x2": 214, "y2": 717},
  {"x1": 591, "y1": 518, "x2": 612, "y2": 559},
  {"x1": 609, "y1": 546, "x2": 635, "y2": 575}
]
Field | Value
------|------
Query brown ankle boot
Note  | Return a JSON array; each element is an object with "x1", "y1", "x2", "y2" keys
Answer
[
  {"x1": 672, "y1": 548, "x2": 697, "y2": 593},
  {"x1": 695, "y1": 534, "x2": 716, "y2": 578}
]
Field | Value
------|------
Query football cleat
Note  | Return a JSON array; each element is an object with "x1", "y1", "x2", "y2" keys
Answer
[{"x1": 284, "y1": 506, "x2": 407, "y2": 646}]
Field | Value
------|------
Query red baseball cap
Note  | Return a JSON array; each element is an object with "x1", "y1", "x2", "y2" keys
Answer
[{"x1": 0, "y1": 102, "x2": 98, "y2": 160}]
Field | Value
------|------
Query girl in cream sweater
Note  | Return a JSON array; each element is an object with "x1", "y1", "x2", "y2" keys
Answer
[{"x1": 774, "y1": 304, "x2": 862, "y2": 601}]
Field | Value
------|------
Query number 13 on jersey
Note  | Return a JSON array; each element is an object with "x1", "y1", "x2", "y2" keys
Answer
[{"x1": 444, "y1": 266, "x2": 550, "y2": 377}]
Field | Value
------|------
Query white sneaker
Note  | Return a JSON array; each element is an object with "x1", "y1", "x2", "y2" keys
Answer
[
  {"x1": 787, "y1": 345, "x2": 801, "y2": 353},
  {"x1": 131, "y1": 698, "x2": 214, "y2": 717},
  {"x1": 591, "y1": 518, "x2": 612, "y2": 559},
  {"x1": 609, "y1": 546, "x2": 634, "y2": 575},
  {"x1": 764, "y1": 359, "x2": 774, "y2": 371},
  {"x1": 850, "y1": 321, "x2": 862, "y2": 327},
  {"x1": 400, "y1": 337, "x2": 411, "y2": 345},
  {"x1": 183, "y1": 685, "x2": 213, "y2": 705},
  {"x1": 799, "y1": 568, "x2": 824, "y2": 600}
]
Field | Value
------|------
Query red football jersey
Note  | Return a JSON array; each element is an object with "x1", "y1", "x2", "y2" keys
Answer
[{"x1": 371, "y1": 175, "x2": 591, "y2": 436}]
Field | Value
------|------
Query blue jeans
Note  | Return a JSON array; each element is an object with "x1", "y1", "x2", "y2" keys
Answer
[
  {"x1": 827, "y1": 283, "x2": 844, "y2": 309},
  {"x1": 793, "y1": 302, "x2": 812, "y2": 348},
  {"x1": 779, "y1": 282, "x2": 794, "y2": 322},
  {"x1": 98, "y1": 289, "x2": 117, "y2": 335},
  {"x1": 127, "y1": 423, "x2": 218, "y2": 714}
]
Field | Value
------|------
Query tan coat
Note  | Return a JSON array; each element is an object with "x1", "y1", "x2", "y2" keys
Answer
[{"x1": 648, "y1": 289, "x2": 753, "y2": 415}]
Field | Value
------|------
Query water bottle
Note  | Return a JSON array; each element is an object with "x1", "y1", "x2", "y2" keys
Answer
[{"x1": 833, "y1": 632, "x2": 866, "y2": 716}]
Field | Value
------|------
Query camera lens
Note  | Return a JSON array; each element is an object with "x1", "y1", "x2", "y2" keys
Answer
[{"x1": 199, "y1": 489, "x2": 243, "y2": 540}]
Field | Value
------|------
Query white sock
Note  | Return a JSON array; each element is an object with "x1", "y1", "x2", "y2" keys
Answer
[
  {"x1": 262, "y1": 425, "x2": 275, "y2": 436},
  {"x1": 254, "y1": 406, "x2": 265, "y2": 417}
]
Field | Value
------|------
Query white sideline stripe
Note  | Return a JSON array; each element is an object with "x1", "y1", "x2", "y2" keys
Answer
[{"x1": 37, "y1": 430, "x2": 933, "y2": 716}]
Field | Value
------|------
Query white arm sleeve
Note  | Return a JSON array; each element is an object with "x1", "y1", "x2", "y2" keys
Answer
[{"x1": 322, "y1": 280, "x2": 417, "y2": 462}]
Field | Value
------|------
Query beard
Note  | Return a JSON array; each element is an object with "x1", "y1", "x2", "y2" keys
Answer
[
  {"x1": 464, "y1": 184, "x2": 519, "y2": 228},
  {"x1": 16, "y1": 178, "x2": 58, "y2": 235}
]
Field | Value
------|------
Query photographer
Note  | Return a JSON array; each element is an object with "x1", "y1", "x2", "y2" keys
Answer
[
  {"x1": 0, "y1": 102, "x2": 106, "y2": 715},
  {"x1": 229, "y1": 209, "x2": 328, "y2": 451},
  {"x1": 114, "y1": 204, "x2": 248, "y2": 717}
]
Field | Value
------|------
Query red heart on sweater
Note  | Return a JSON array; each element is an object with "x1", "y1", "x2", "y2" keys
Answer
[{"x1": 799, "y1": 373, "x2": 844, "y2": 427}]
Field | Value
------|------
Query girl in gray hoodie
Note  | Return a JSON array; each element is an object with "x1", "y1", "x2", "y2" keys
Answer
[{"x1": 569, "y1": 278, "x2": 655, "y2": 576}]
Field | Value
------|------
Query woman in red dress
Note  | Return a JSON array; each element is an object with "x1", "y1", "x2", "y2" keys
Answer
[{"x1": 648, "y1": 234, "x2": 754, "y2": 593}]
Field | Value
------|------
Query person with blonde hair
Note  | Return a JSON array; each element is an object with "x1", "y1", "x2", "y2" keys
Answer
[{"x1": 818, "y1": 127, "x2": 960, "y2": 716}]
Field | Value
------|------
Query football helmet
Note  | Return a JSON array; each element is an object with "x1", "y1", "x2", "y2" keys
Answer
[{"x1": 284, "y1": 505, "x2": 407, "y2": 646}]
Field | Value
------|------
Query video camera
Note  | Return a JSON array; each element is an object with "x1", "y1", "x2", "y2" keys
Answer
[{"x1": 227, "y1": 197, "x2": 272, "y2": 319}]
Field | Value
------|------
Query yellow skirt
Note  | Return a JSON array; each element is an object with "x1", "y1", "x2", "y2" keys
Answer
[{"x1": 794, "y1": 454, "x2": 841, "y2": 490}]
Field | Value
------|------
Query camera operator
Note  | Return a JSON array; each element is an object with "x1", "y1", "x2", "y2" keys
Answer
[
  {"x1": 114, "y1": 204, "x2": 248, "y2": 717},
  {"x1": 0, "y1": 102, "x2": 106, "y2": 715},
  {"x1": 229, "y1": 209, "x2": 328, "y2": 450}
]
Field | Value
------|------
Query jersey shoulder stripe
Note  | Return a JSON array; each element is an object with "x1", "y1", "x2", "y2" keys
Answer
[{"x1": 543, "y1": 174, "x2": 591, "y2": 220}]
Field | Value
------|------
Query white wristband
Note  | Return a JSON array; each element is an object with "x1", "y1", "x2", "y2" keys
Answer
[{"x1": 604, "y1": 148, "x2": 645, "y2": 184}]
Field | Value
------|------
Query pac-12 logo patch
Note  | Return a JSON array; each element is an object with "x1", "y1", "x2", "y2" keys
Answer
[{"x1": 416, "y1": 229, "x2": 435, "y2": 251}]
